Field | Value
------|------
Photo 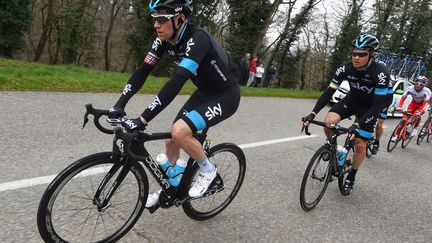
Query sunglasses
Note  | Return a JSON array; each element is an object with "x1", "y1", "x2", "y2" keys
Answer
[
  {"x1": 151, "y1": 13, "x2": 176, "y2": 24},
  {"x1": 351, "y1": 52, "x2": 369, "y2": 57},
  {"x1": 415, "y1": 82, "x2": 425, "y2": 86}
]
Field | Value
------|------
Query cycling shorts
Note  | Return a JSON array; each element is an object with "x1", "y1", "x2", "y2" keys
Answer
[
  {"x1": 330, "y1": 100, "x2": 377, "y2": 140},
  {"x1": 174, "y1": 85, "x2": 240, "y2": 132}
]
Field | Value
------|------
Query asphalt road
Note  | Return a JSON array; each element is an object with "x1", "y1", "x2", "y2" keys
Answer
[{"x1": 1, "y1": 91, "x2": 431, "y2": 242}]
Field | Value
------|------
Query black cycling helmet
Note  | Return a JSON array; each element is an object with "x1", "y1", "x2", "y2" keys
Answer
[
  {"x1": 352, "y1": 34, "x2": 379, "y2": 52},
  {"x1": 149, "y1": 0, "x2": 193, "y2": 16}
]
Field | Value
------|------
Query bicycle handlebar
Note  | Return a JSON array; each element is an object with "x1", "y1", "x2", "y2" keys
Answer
[
  {"x1": 82, "y1": 104, "x2": 116, "y2": 134},
  {"x1": 302, "y1": 120, "x2": 349, "y2": 136}
]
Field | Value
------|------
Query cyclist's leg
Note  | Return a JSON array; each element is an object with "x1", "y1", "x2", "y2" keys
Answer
[
  {"x1": 171, "y1": 86, "x2": 240, "y2": 197},
  {"x1": 325, "y1": 99, "x2": 353, "y2": 138},
  {"x1": 342, "y1": 110, "x2": 376, "y2": 195},
  {"x1": 166, "y1": 90, "x2": 204, "y2": 163},
  {"x1": 170, "y1": 86, "x2": 240, "y2": 162}
]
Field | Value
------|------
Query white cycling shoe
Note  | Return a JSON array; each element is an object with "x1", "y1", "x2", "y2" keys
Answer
[
  {"x1": 411, "y1": 128, "x2": 418, "y2": 137},
  {"x1": 188, "y1": 167, "x2": 217, "y2": 198},
  {"x1": 145, "y1": 189, "x2": 162, "y2": 208}
]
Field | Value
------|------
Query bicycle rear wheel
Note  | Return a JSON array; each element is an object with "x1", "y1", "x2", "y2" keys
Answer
[
  {"x1": 300, "y1": 145, "x2": 333, "y2": 211},
  {"x1": 387, "y1": 123, "x2": 402, "y2": 152},
  {"x1": 182, "y1": 143, "x2": 246, "y2": 221},
  {"x1": 37, "y1": 152, "x2": 148, "y2": 243}
]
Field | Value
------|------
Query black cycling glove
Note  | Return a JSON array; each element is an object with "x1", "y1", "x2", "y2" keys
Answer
[
  {"x1": 347, "y1": 123, "x2": 359, "y2": 134},
  {"x1": 108, "y1": 106, "x2": 126, "y2": 119},
  {"x1": 302, "y1": 113, "x2": 315, "y2": 122},
  {"x1": 123, "y1": 118, "x2": 146, "y2": 132}
]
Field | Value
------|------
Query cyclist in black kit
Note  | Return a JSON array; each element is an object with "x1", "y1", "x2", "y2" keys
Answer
[
  {"x1": 302, "y1": 34, "x2": 390, "y2": 195},
  {"x1": 371, "y1": 76, "x2": 394, "y2": 154},
  {"x1": 108, "y1": 0, "x2": 241, "y2": 207}
]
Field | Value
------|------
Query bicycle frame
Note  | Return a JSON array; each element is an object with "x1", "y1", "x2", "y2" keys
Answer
[
  {"x1": 397, "y1": 112, "x2": 419, "y2": 140},
  {"x1": 83, "y1": 104, "x2": 211, "y2": 211},
  {"x1": 303, "y1": 120, "x2": 354, "y2": 177}
]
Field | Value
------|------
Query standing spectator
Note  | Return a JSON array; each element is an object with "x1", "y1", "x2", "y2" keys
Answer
[
  {"x1": 254, "y1": 63, "x2": 265, "y2": 87},
  {"x1": 265, "y1": 64, "x2": 276, "y2": 87},
  {"x1": 247, "y1": 57, "x2": 257, "y2": 87},
  {"x1": 239, "y1": 53, "x2": 250, "y2": 85}
]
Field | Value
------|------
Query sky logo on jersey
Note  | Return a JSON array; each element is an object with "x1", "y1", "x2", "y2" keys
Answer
[
  {"x1": 349, "y1": 82, "x2": 374, "y2": 94},
  {"x1": 148, "y1": 96, "x2": 162, "y2": 111},
  {"x1": 144, "y1": 52, "x2": 159, "y2": 66},
  {"x1": 123, "y1": 84, "x2": 132, "y2": 95},
  {"x1": 378, "y1": 72, "x2": 387, "y2": 85},
  {"x1": 185, "y1": 38, "x2": 195, "y2": 56},
  {"x1": 124, "y1": 120, "x2": 137, "y2": 129},
  {"x1": 205, "y1": 103, "x2": 222, "y2": 121},
  {"x1": 335, "y1": 66, "x2": 345, "y2": 76},
  {"x1": 152, "y1": 38, "x2": 162, "y2": 50}
]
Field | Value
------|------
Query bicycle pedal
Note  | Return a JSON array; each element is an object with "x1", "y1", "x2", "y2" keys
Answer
[{"x1": 148, "y1": 204, "x2": 160, "y2": 214}]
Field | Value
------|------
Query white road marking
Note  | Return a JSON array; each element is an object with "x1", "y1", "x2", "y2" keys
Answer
[{"x1": 0, "y1": 134, "x2": 318, "y2": 192}]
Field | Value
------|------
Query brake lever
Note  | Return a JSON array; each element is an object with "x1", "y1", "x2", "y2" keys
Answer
[{"x1": 82, "y1": 110, "x2": 90, "y2": 129}]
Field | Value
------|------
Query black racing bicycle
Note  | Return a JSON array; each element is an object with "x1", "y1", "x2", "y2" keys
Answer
[
  {"x1": 37, "y1": 104, "x2": 246, "y2": 243},
  {"x1": 300, "y1": 120, "x2": 355, "y2": 211}
]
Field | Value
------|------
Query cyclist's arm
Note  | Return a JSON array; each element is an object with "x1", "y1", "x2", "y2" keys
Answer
[
  {"x1": 141, "y1": 67, "x2": 191, "y2": 122},
  {"x1": 141, "y1": 31, "x2": 211, "y2": 123},
  {"x1": 311, "y1": 87, "x2": 337, "y2": 114},
  {"x1": 311, "y1": 65, "x2": 347, "y2": 114},
  {"x1": 115, "y1": 62, "x2": 155, "y2": 108},
  {"x1": 398, "y1": 93, "x2": 408, "y2": 107},
  {"x1": 115, "y1": 38, "x2": 166, "y2": 108},
  {"x1": 358, "y1": 71, "x2": 390, "y2": 125}
]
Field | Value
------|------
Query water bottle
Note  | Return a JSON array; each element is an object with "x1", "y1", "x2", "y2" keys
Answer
[
  {"x1": 167, "y1": 159, "x2": 187, "y2": 187},
  {"x1": 156, "y1": 153, "x2": 171, "y2": 174},
  {"x1": 337, "y1": 145, "x2": 348, "y2": 167}
]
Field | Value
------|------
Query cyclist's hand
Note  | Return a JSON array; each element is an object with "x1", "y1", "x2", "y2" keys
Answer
[
  {"x1": 415, "y1": 111, "x2": 423, "y2": 117},
  {"x1": 348, "y1": 123, "x2": 359, "y2": 139},
  {"x1": 123, "y1": 117, "x2": 146, "y2": 132},
  {"x1": 108, "y1": 106, "x2": 126, "y2": 119},
  {"x1": 301, "y1": 112, "x2": 315, "y2": 126}
]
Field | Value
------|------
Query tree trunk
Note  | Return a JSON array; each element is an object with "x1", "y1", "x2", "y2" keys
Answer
[
  {"x1": 34, "y1": 0, "x2": 55, "y2": 61},
  {"x1": 104, "y1": 0, "x2": 124, "y2": 71},
  {"x1": 252, "y1": 0, "x2": 283, "y2": 58}
]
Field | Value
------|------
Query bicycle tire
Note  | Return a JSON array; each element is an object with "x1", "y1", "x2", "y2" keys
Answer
[
  {"x1": 182, "y1": 143, "x2": 246, "y2": 221},
  {"x1": 387, "y1": 123, "x2": 402, "y2": 152},
  {"x1": 417, "y1": 121, "x2": 428, "y2": 145},
  {"x1": 37, "y1": 152, "x2": 148, "y2": 243},
  {"x1": 401, "y1": 127, "x2": 413, "y2": 148},
  {"x1": 366, "y1": 140, "x2": 373, "y2": 158},
  {"x1": 425, "y1": 118, "x2": 432, "y2": 143},
  {"x1": 300, "y1": 145, "x2": 333, "y2": 211}
]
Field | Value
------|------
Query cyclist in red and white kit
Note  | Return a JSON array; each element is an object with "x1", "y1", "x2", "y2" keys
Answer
[{"x1": 396, "y1": 76, "x2": 431, "y2": 138}]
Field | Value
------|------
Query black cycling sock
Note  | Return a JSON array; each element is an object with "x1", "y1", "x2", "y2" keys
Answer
[
  {"x1": 374, "y1": 140, "x2": 380, "y2": 145},
  {"x1": 347, "y1": 168, "x2": 358, "y2": 181}
]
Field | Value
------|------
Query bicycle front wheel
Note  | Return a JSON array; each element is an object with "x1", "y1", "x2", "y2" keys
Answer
[
  {"x1": 300, "y1": 145, "x2": 333, "y2": 211},
  {"x1": 37, "y1": 152, "x2": 148, "y2": 243},
  {"x1": 182, "y1": 143, "x2": 246, "y2": 221},
  {"x1": 366, "y1": 140, "x2": 373, "y2": 158},
  {"x1": 402, "y1": 127, "x2": 413, "y2": 148},
  {"x1": 387, "y1": 123, "x2": 402, "y2": 152}
]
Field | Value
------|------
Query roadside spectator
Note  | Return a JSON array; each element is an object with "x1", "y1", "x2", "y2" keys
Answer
[
  {"x1": 247, "y1": 57, "x2": 257, "y2": 87},
  {"x1": 253, "y1": 63, "x2": 264, "y2": 87},
  {"x1": 265, "y1": 64, "x2": 276, "y2": 87},
  {"x1": 239, "y1": 53, "x2": 250, "y2": 85}
]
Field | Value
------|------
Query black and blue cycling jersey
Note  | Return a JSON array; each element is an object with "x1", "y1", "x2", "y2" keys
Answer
[{"x1": 114, "y1": 22, "x2": 240, "y2": 131}]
